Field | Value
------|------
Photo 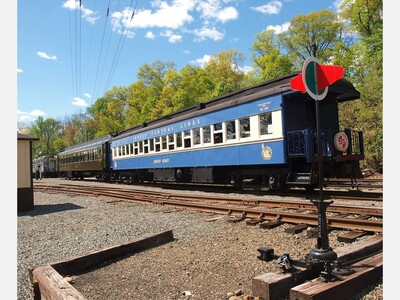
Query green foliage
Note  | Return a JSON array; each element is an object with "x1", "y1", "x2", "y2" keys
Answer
[
  {"x1": 251, "y1": 29, "x2": 294, "y2": 81},
  {"x1": 337, "y1": 0, "x2": 383, "y2": 172},
  {"x1": 29, "y1": 116, "x2": 63, "y2": 157},
  {"x1": 280, "y1": 9, "x2": 347, "y2": 67}
]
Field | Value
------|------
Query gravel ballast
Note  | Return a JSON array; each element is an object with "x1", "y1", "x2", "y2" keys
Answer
[{"x1": 18, "y1": 179, "x2": 383, "y2": 299}]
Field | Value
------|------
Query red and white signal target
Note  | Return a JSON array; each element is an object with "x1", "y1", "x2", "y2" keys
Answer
[{"x1": 334, "y1": 132, "x2": 349, "y2": 152}]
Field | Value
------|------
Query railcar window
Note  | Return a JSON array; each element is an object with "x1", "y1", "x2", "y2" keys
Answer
[
  {"x1": 168, "y1": 134, "x2": 175, "y2": 150},
  {"x1": 139, "y1": 141, "x2": 144, "y2": 153},
  {"x1": 134, "y1": 142, "x2": 139, "y2": 155},
  {"x1": 128, "y1": 144, "x2": 132, "y2": 155},
  {"x1": 155, "y1": 137, "x2": 161, "y2": 152},
  {"x1": 226, "y1": 120, "x2": 236, "y2": 140},
  {"x1": 184, "y1": 130, "x2": 191, "y2": 148},
  {"x1": 239, "y1": 118, "x2": 251, "y2": 138},
  {"x1": 260, "y1": 112, "x2": 272, "y2": 135},
  {"x1": 193, "y1": 128, "x2": 201, "y2": 145},
  {"x1": 203, "y1": 126, "x2": 211, "y2": 144},
  {"x1": 122, "y1": 146, "x2": 126, "y2": 156},
  {"x1": 213, "y1": 122, "x2": 223, "y2": 144},
  {"x1": 149, "y1": 139, "x2": 154, "y2": 152},
  {"x1": 143, "y1": 140, "x2": 149, "y2": 154},
  {"x1": 161, "y1": 136, "x2": 167, "y2": 150},
  {"x1": 176, "y1": 132, "x2": 182, "y2": 148}
]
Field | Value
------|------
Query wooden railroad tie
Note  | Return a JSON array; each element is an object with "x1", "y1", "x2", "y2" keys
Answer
[
  {"x1": 259, "y1": 220, "x2": 283, "y2": 229},
  {"x1": 337, "y1": 231, "x2": 367, "y2": 243},
  {"x1": 252, "y1": 234, "x2": 382, "y2": 300},
  {"x1": 289, "y1": 251, "x2": 382, "y2": 300},
  {"x1": 285, "y1": 223, "x2": 309, "y2": 234}
]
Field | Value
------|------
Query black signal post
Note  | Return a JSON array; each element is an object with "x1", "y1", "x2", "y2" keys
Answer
[
  {"x1": 257, "y1": 39, "x2": 353, "y2": 282},
  {"x1": 308, "y1": 36, "x2": 338, "y2": 271}
]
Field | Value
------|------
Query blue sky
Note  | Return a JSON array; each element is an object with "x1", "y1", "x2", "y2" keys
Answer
[{"x1": 17, "y1": 0, "x2": 346, "y2": 124}]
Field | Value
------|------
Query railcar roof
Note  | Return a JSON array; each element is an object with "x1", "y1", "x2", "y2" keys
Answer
[
  {"x1": 59, "y1": 134, "x2": 113, "y2": 155},
  {"x1": 112, "y1": 72, "x2": 360, "y2": 141}
]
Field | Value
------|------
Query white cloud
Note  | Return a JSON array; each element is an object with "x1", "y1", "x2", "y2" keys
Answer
[
  {"x1": 85, "y1": 1, "x2": 241, "y2": 43},
  {"x1": 17, "y1": 109, "x2": 46, "y2": 122},
  {"x1": 266, "y1": 22, "x2": 290, "y2": 34},
  {"x1": 37, "y1": 51, "x2": 57, "y2": 61},
  {"x1": 112, "y1": 1, "x2": 195, "y2": 32},
  {"x1": 239, "y1": 65, "x2": 253, "y2": 74},
  {"x1": 83, "y1": 93, "x2": 92, "y2": 98},
  {"x1": 146, "y1": 31, "x2": 156, "y2": 39},
  {"x1": 17, "y1": 68, "x2": 23, "y2": 73},
  {"x1": 251, "y1": 1, "x2": 283, "y2": 15},
  {"x1": 62, "y1": 0, "x2": 100, "y2": 24},
  {"x1": 197, "y1": 1, "x2": 238, "y2": 23},
  {"x1": 161, "y1": 30, "x2": 183, "y2": 43},
  {"x1": 333, "y1": 0, "x2": 345, "y2": 12},
  {"x1": 216, "y1": 6, "x2": 238, "y2": 23},
  {"x1": 193, "y1": 26, "x2": 224, "y2": 41},
  {"x1": 72, "y1": 97, "x2": 89, "y2": 107},
  {"x1": 31, "y1": 109, "x2": 46, "y2": 116},
  {"x1": 190, "y1": 54, "x2": 211, "y2": 67}
]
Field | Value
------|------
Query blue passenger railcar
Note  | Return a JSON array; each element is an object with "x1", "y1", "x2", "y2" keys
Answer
[{"x1": 109, "y1": 72, "x2": 364, "y2": 190}]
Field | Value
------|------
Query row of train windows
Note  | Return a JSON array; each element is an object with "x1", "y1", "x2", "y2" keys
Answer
[
  {"x1": 113, "y1": 112, "x2": 273, "y2": 158},
  {"x1": 59, "y1": 148, "x2": 103, "y2": 164}
]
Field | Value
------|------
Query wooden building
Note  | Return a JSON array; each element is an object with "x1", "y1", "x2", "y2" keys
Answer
[{"x1": 17, "y1": 133, "x2": 39, "y2": 212}]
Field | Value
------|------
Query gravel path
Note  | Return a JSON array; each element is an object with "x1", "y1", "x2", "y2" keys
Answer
[{"x1": 17, "y1": 178, "x2": 383, "y2": 299}]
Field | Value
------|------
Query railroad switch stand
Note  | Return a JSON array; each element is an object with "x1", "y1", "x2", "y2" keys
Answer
[{"x1": 257, "y1": 247, "x2": 354, "y2": 282}]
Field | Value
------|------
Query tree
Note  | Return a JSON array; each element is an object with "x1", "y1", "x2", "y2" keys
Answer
[
  {"x1": 124, "y1": 81, "x2": 149, "y2": 128},
  {"x1": 137, "y1": 60, "x2": 177, "y2": 121},
  {"x1": 251, "y1": 29, "x2": 294, "y2": 81},
  {"x1": 279, "y1": 9, "x2": 349, "y2": 68},
  {"x1": 90, "y1": 86, "x2": 128, "y2": 136},
  {"x1": 338, "y1": 0, "x2": 383, "y2": 172},
  {"x1": 29, "y1": 116, "x2": 62, "y2": 157},
  {"x1": 204, "y1": 49, "x2": 246, "y2": 97}
]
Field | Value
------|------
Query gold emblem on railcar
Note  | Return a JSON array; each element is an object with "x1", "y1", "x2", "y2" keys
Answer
[{"x1": 261, "y1": 144, "x2": 272, "y2": 160}]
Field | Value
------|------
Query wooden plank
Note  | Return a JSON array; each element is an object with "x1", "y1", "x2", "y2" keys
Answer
[
  {"x1": 32, "y1": 265, "x2": 86, "y2": 300},
  {"x1": 259, "y1": 220, "x2": 282, "y2": 229},
  {"x1": 289, "y1": 252, "x2": 382, "y2": 300},
  {"x1": 337, "y1": 231, "x2": 366, "y2": 243},
  {"x1": 335, "y1": 234, "x2": 382, "y2": 264},
  {"x1": 285, "y1": 223, "x2": 308, "y2": 234},
  {"x1": 246, "y1": 218, "x2": 263, "y2": 226},
  {"x1": 51, "y1": 230, "x2": 174, "y2": 275},
  {"x1": 252, "y1": 235, "x2": 382, "y2": 300}
]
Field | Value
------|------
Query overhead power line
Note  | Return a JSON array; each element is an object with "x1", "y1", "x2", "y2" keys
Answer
[{"x1": 104, "y1": 0, "x2": 139, "y2": 93}]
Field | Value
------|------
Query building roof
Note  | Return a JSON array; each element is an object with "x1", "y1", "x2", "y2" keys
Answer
[{"x1": 17, "y1": 132, "x2": 40, "y2": 141}]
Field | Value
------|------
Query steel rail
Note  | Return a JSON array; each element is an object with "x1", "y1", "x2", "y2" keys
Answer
[
  {"x1": 34, "y1": 185, "x2": 382, "y2": 216},
  {"x1": 34, "y1": 185, "x2": 383, "y2": 233}
]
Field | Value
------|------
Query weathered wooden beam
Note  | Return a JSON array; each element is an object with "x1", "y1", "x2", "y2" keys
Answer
[
  {"x1": 289, "y1": 252, "x2": 382, "y2": 300},
  {"x1": 285, "y1": 223, "x2": 309, "y2": 234},
  {"x1": 259, "y1": 220, "x2": 282, "y2": 229},
  {"x1": 32, "y1": 265, "x2": 87, "y2": 300},
  {"x1": 337, "y1": 231, "x2": 366, "y2": 243},
  {"x1": 252, "y1": 234, "x2": 382, "y2": 300},
  {"x1": 51, "y1": 230, "x2": 174, "y2": 275},
  {"x1": 31, "y1": 230, "x2": 174, "y2": 299}
]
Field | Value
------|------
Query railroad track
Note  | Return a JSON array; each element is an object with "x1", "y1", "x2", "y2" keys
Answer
[
  {"x1": 60, "y1": 176, "x2": 383, "y2": 202},
  {"x1": 34, "y1": 183, "x2": 382, "y2": 234}
]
